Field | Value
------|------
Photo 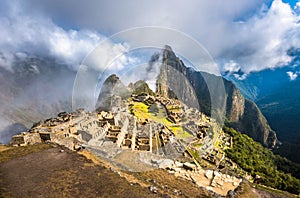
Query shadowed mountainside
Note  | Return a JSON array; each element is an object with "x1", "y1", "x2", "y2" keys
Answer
[{"x1": 157, "y1": 45, "x2": 277, "y2": 148}]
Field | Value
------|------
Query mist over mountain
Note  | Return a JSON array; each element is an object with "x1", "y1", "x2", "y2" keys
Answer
[{"x1": 0, "y1": 56, "x2": 75, "y2": 143}]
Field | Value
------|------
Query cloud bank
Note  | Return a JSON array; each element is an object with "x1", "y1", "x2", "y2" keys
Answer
[
  {"x1": 0, "y1": 0, "x2": 136, "y2": 72},
  {"x1": 15, "y1": 0, "x2": 300, "y2": 77},
  {"x1": 225, "y1": 0, "x2": 300, "y2": 75},
  {"x1": 1, "y1": 0, "x2": 300, "y2": 76}
]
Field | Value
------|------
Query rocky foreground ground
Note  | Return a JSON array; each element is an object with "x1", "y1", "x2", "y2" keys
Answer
[{"x1": 0, "y1": 143, "x2": 295, "y2": 198}]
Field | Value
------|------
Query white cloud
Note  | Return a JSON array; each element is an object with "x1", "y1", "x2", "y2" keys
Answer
[
  {"x1": 84, "y1": 42, "x2": 138, "y2": 71},
  {"x1": 240, "y1": 0, "x2": 299, "y2": 71},
  {"x1": 223, "y1": 60, "x2": 240, "y2": 73},
  {"x1": 221, "y1": 0, "x2": 300, "y2": 75},
  {"x1": 295, "y1": 1, "x2": 300, "y2": 9},
  {"x1": 233, "y1": 73, "x2": 248, "y2": 80},
  {"x1": 18, "y1": 0, "x2": 300, "y2": 76},
  {"x1": 287, "y1": 71, "x2": 299, "y2": 80},
  {"x1": 0, "y1": 0, "x2": 137, "y2": 72}
]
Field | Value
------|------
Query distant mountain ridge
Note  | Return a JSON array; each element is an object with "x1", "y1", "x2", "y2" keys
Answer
[
  {"x1": 228, "y1": 48, "x2": 300, "y2": 163},
  {"x1": 0, "y1": 56, "x2": 75, "y2": 143},
  {"x1": 157, "y1": 45, "x2": 277, "y2": 148}
]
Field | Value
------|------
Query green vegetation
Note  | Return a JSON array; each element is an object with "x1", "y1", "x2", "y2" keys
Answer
[
  {"x1": 168, "y1": 126, "x2": 192, "y2": 139},
  {"x1": 186, "y1": 147, "x2": 202, "y2": 165},
  {"x1": 130, "y1": 102, "x2": 192, "y2": 139},
  {"x1": 130, "y1": 102, "x2": 172, "y2": 125},
  {"x1": 275, "y1": 155, "x2": 300, "y2": 179},
  {"x1": 165, "y1": 105, "x2": 182, "y2": 113},
  {"x1": 191, "y1": 140, "x2": 203, "y2": 149},
  {"x1": 224, "y1": 126, "x2": 300, "y2": 194}
]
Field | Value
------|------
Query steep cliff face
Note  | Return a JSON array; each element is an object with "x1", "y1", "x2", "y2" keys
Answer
[
  {"x1": 224, "y1": 80, "x2": 245, "y2": 122},
  {"x1": 157, "y1": 45, "x2": 277, "y2": 148},
  {"x1": 157, "y1": 64, "x2": 199, "y2": 110},
  {"x1": 157, "y1": 46, "x2": 209, "y2": 112},
  {"x1": 239, "y1": 99, "x2": 277, "y2": 147}
]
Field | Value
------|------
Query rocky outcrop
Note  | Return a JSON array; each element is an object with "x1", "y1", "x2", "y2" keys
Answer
[
  {"x1": 96, "y1": 75, "x2": 154, "y2": 111},
  {"x1": 157, "y1": 45, "x2": 277, "y2": 148},
  {"x1": 96, "y1": 74, "x2": 131, "y2": 111},
  {"x1": 130, "y1": 80, "x2": 155, "y2": 96}
]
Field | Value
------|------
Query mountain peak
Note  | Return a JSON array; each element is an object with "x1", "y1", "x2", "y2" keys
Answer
[
  {"x1": 163, "y1": 45, "x2": 177, "y2": 61},
  {"x1": 157, "y1": 46, "x2": 278, "y2": 148},
  {"x1": 164, "y1": 45, "x2": 173, "y2": 51}
]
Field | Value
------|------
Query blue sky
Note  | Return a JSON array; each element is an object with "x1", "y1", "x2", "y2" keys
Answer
[
  {"x1": 0, "y1": 0, "x2": 300, "y2": 80},
  {"x1": 283, "y1": 0, "x2": 298, "y2": 7}
]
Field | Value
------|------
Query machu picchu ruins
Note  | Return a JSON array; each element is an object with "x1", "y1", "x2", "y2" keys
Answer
[{"x1": 9, "y1": 75, "x2": 246, "y2": 196}]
